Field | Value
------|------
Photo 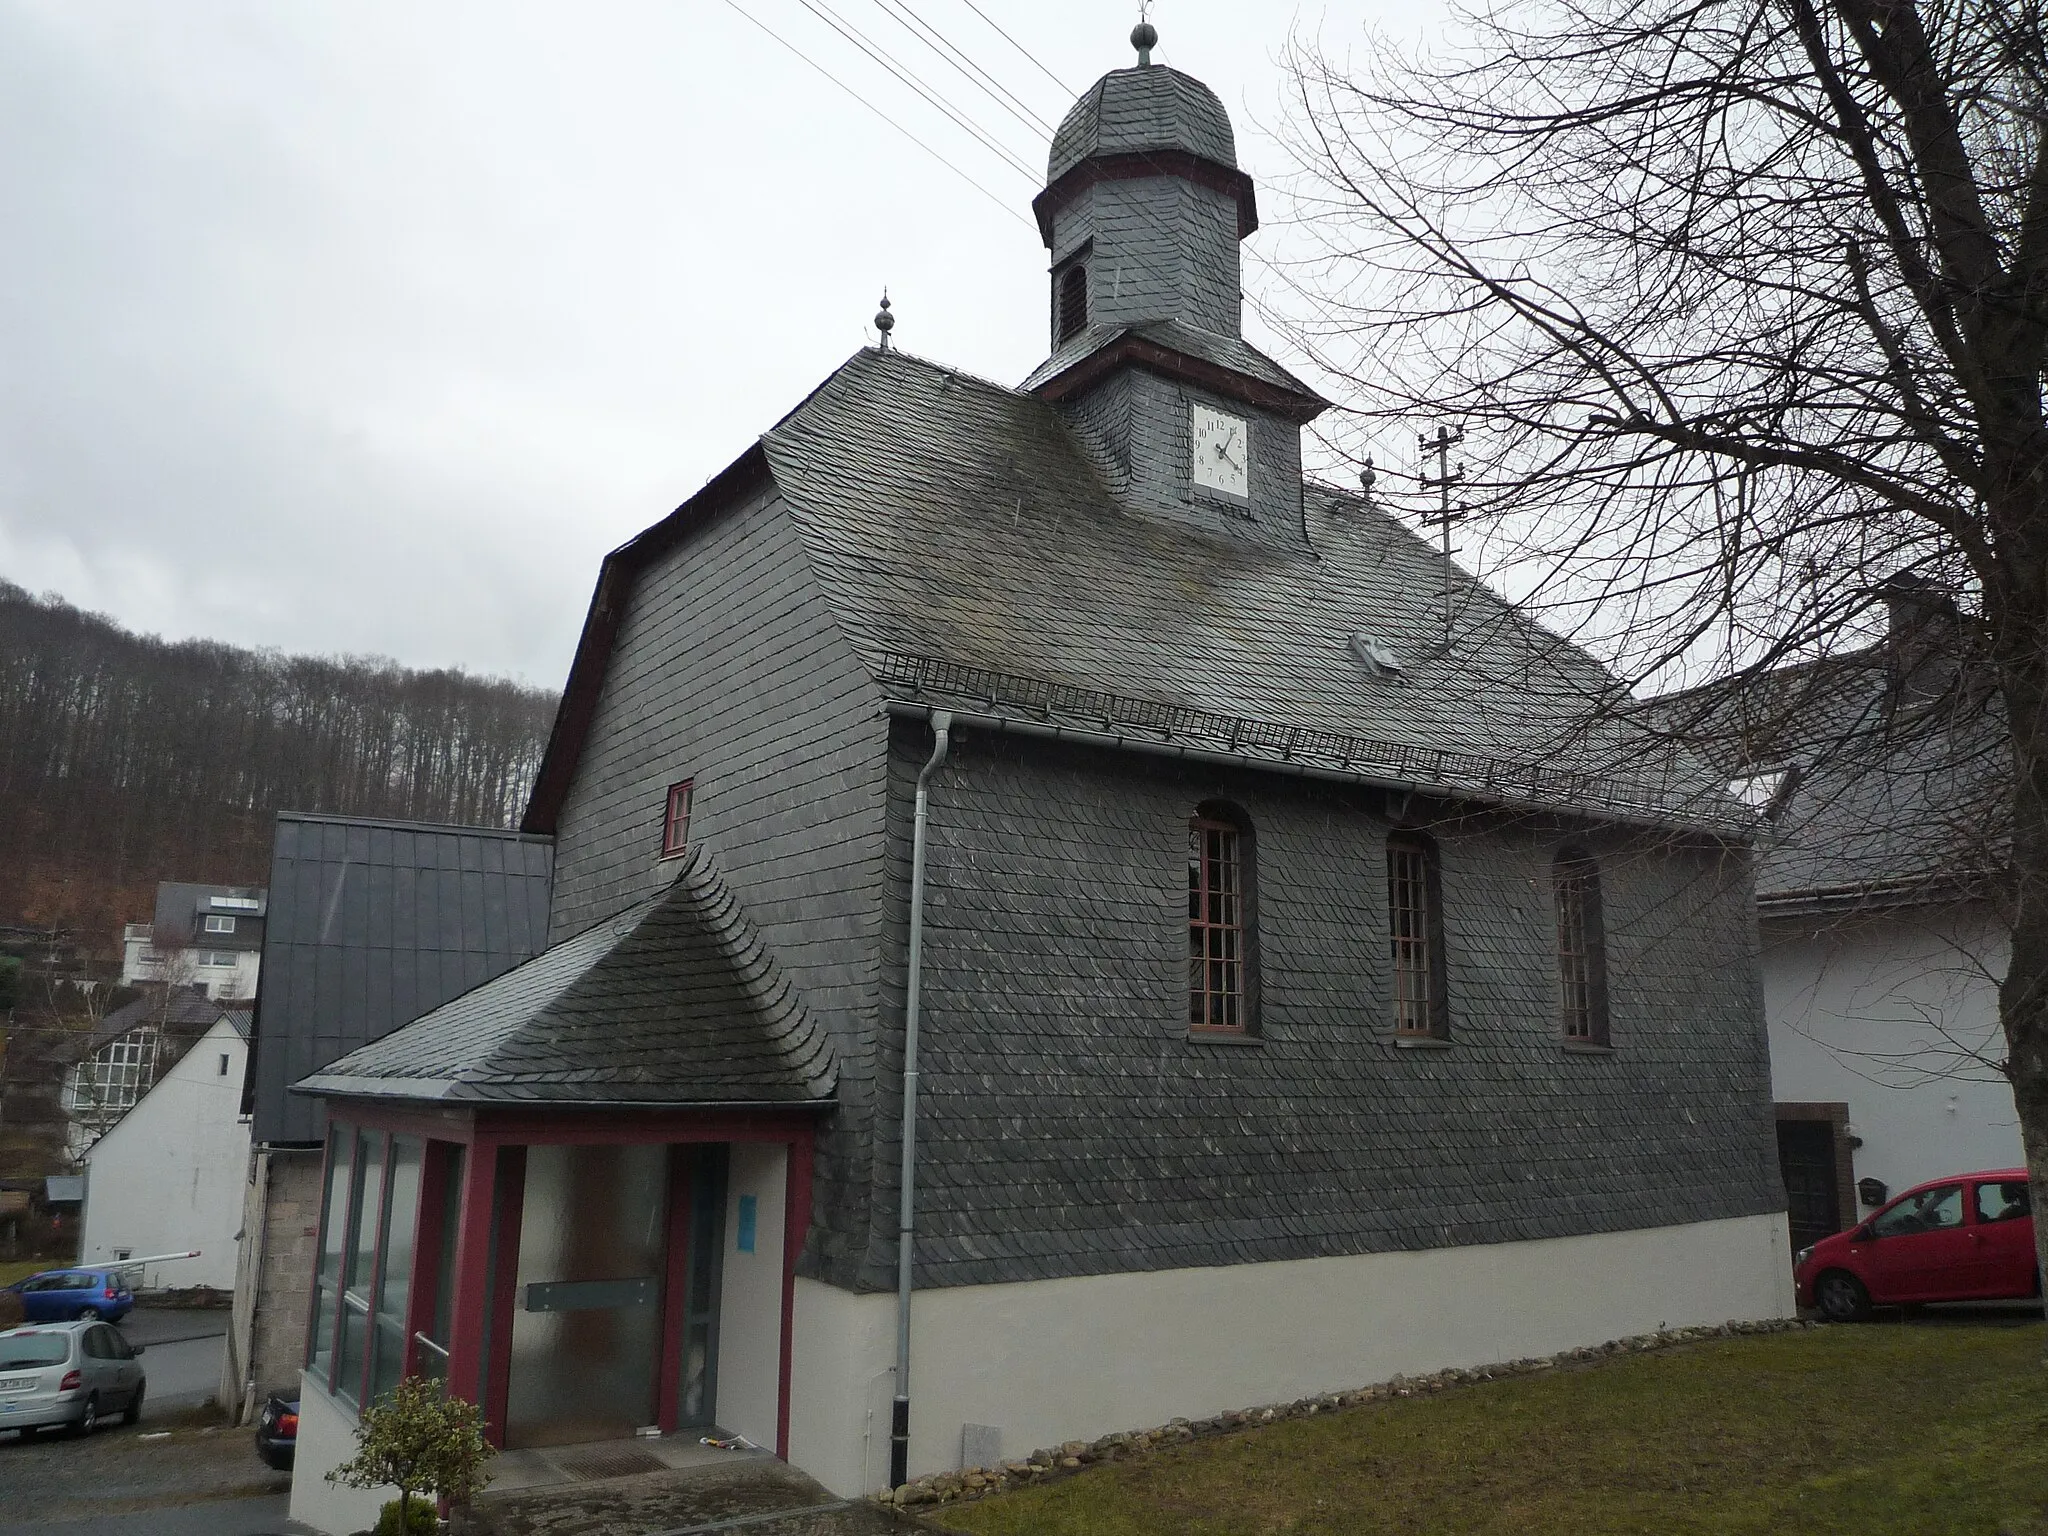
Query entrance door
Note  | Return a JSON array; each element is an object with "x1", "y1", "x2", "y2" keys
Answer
[
  {"x1": 505, "y1": 1144, "x2": 669, "y2": 1448},
  {"x1": 1776, "y1": 1119, "x2": 1845, "y2": 1254}
]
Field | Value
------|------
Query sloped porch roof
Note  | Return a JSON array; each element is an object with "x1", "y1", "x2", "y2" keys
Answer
[{"x1": 294, "y1": 847, "x2": 836, "y2": 1109}]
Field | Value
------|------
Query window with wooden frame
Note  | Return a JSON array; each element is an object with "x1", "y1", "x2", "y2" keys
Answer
[
  {"x1": 1387, "y1": 833, "x2": 1448, "y2": 1038},
  {"x1": 1554, "y1": 849, "x2": 1610, "y2": 1046},
  {"x1": 1188, "y1": 804, "x2": 1256, "y2": 1034},
  {"x1": 1056, "y1": 261, "x2": 1089, "y2": 343},
  {"x1": 662, "y1": 779, "x2": 694, "y2": 858}
]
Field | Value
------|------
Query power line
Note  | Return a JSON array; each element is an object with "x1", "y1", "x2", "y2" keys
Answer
[
  {"x1": 795, "y1": 0, "x2": 1042, "y2": 183},
  {"x1": 720, "y1": 0, "x2": 1031, "y2": 227},
  {"x1": 951, "y1": 0, "x2": 1075, "y2": 94},
  {"x1": 864, "y1": 0, "x2": 1061, "y2": 140}
]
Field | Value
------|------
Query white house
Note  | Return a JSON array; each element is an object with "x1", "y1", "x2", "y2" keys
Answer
[
  {"x1": 121, "y1": 882, "x2": 266, "y2": 1003},
  {"x1": 80, "y1": 1012, "x2": 251, "y2": 1291},
  {"x1": 1674, "y1": 577, "x2": 2022, "y2": 1253}
]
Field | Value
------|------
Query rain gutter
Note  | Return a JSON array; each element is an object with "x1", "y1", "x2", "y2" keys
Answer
[{"x1": 880, "y1": 701, "x2": 1745, "y2": 838}]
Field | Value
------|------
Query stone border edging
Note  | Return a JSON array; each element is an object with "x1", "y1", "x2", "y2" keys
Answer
[{"x1": 872, "y1": 1317, "x2": 1817, "y2": 1509}]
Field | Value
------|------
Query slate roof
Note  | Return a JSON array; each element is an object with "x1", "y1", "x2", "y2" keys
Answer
[
  {"x1": 1019, "y1": 319, "x2": 1325, "y2": 416},
  {"x1": 1049, "y1": 64, "x2": 1237, "y2": 182},
  {"x1": 79, "y1": 988, "x2": 238, "y2": 1058},
  {"x1": 250, "y1": 813, "x2": 555, "y2": 1143},
  {"x1": 747, "y1": 347, "x2": 1740, "y2": 833},
  {"x1": 296, "y1": 846, "x2": 836, "y2": 1108},
  {"x1": 151, "y1": 881, "x2": 267, "y2": 953},
  {"x1": 1664, "y1": 646, "x2": 2005, "y2": 907}
]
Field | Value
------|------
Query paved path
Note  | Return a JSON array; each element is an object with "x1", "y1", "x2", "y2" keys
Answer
[
  {"x1": 0, "y1": 1418, "x2": 289, "y2": 1528},
  {"x1": 138, "y1": 1331, "x2": 226, "y2": 1410},
  {"x1": 120, "y1": 1304, "x2": 228, "y2": 1348},
  {"x1": 0, "y1": 1492, "x2": 314, "y2": 1536}
]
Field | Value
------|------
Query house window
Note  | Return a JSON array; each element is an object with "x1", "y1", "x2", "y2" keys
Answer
[
  {"x1": 1188, "y1": 804, "x2": 1255, "y2": 1033},
  {"x1": 65, "y1": 1030, "x2": 157, "y2": 1115},
  {"x1": 211, "y1": 895, "x2": 261, "y2": 911},
  {"x1": 662, "y1": 779, "x2": 695, "y2": 858},
  {"x1": 200, "y1": 950, "x2": 237, "y2": 968},
  {"x1": 204, "y1": 915, "x2": 236, "y2": 934},
  {"x1": 1056, "y1": 262, "x2": 1088, "y2": 343},
  {"x1": 1387, "y1": 834, "x2": 1447, "y2": 1038},
  {"x1": 1554, "y1": 849, "x2": 1609, "y2": 1045},
  {"x1": 218, "y1": 1053, "x2": 231, "y2": 1077}
]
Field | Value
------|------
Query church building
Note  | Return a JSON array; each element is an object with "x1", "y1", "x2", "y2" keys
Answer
[{"x1": 287, "y1": 29, "x2": 1792, "y2": 1530}]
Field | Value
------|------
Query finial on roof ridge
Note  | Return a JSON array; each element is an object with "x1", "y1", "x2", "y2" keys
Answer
[
  {"x1": 1131, "y1": 15, "x2": 1157, "y2": 66},
  {"x1": 874, "y1": 291, "x2": 895, "y2": 351}
]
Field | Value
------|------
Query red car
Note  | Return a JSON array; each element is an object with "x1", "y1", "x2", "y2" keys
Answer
[{"x1": 1795, "y1": 1168, "x2": 2039, "y2": 1321}]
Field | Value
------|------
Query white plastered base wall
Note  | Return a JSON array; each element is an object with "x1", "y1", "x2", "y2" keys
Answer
[
  {"x1": 717, "y1": 1143, "x2": 788, "y2": 1452},
  {"x1": 291, "y1": 1373, "x2": 397, "y2": 1536},
  {"x1": 787, "y1": 1211, "x2": 1792, "y2": 1497}
]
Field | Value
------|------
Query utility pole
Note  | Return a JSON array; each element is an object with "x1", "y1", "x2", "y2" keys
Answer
[{"x1": 1418, "y1": 425, "x2": 1466, "y2": 652}]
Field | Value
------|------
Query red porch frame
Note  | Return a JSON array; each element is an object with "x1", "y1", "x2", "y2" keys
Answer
[{"x1": 307, "y1": 1100, "x2": 820, "y2": 1457}]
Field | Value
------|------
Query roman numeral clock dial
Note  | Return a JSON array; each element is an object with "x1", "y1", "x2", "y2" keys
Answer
[{"x1": 1191, "y1": 403, "x2": 1249, "y2": 498}]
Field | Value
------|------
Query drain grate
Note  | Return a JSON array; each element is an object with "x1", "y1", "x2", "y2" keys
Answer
[{"x1": 553, "y1": 1444, "x2": 669, "y2": 1482}]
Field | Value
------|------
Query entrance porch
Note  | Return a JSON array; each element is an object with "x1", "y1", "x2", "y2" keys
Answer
[
  {"x1": 283, "y1": 851, "x2": 839, "y2": 1534},
  {"x1": 291, "y1": 1105, "x2": 817, "y2": 1533}
]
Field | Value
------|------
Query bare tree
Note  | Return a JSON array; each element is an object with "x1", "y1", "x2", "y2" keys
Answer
[{"x1": 1278, "y1": 0, "x2": 2048, "y2": 1277}]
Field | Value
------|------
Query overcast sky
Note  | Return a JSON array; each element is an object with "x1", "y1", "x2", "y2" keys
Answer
[{"x1": 0, "y1": 0, "x2": 1442, "y2": 689}]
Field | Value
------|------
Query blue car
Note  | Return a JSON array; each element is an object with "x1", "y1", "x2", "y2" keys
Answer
[{"x1": 5, "y1": 1270, "x2": 134, "y2": 1324}]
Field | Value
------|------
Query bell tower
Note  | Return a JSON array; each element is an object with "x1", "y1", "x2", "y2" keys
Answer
[
  {"x1": 1034, "y1": 23, "x2": 1255, "y2": 347},
  {"x1": 1024, "y1": 26, "x2": 1328, "y2": 549}
]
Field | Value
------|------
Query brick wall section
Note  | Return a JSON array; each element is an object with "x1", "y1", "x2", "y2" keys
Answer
[
  {"x1": 876, "y1": 723, "x2": 1783, "y2": 1290},
  {"x1": 546, "y1": 483, "x2": 890, "y2": 1285},
  {"x1": 250, "y1": 1147, "x2": 323, "y2": 1397}
]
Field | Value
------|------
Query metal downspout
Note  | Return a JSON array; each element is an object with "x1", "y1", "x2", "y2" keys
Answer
[{"x1": 891, "y1": 711, "x2": 951, "y2": 1491}]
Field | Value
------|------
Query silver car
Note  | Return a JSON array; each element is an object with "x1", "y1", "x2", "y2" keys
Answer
[{"x1": 0, "y1": 1321, "x2": 146, "y2": 1436}]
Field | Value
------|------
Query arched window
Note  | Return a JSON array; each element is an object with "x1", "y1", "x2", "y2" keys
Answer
[
  {"x1": 1387, "y1": 833, "x2": 1447, "y2": 1038},
  {"x1": 1554, "y1": 849, "x2": 1609, "y2": 1045},
  {"x1": 1188, "y1": 803, "x2": 1256, "y2": 1033},
  {"x1": 1056, "y1": 262, "x2": 1089, "y2": 343}
]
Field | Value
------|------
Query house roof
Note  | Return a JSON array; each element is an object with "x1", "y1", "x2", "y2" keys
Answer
[
  {"x1": 80, "y1": 987, "x2": 236, "y2": 1059},
  {"x1": 295, "y1": 846, "x2": 836, "y2": 1108},
  {"x1": 1664, "y1": 645, "x2": 2005, "y2": 909},
  {"x1": 249, "y1": 813, "x2": 555, "y2": 1143},
  {"x1": 526, "y1": 347, "x2": 1742, "y2": 838}
]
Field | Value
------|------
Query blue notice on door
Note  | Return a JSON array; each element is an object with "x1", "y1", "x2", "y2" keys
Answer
[{"x1": 737, "y1": 1193, "x2": 758, "y2": 1252}]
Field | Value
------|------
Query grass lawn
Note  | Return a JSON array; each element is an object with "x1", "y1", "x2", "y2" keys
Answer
[
  {"x1": 0, "y1": 1259, "x2": 47, "y2": 1287},
  {"x1": 939, "y1": 1322, "x2": 2048, "y2": 1536}
]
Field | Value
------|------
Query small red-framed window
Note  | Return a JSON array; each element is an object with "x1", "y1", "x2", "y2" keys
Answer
[{"x1": 662, "y1": 779, "x2": 694, "y2": 858}]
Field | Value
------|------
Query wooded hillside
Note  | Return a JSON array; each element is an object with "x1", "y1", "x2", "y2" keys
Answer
[{"x1": 0, "y1": 580, "x2": 559, "y2": 956}]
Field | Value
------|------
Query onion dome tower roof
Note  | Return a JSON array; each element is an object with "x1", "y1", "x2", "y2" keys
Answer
[
  {"x1": 1031, "y1": 43, "x2": 1258, "y2": 249},
  {"x1": 1047, "y1": 64, "x2": 1238, "y2": 184}
]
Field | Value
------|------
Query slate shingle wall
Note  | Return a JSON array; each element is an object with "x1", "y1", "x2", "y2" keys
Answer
[
  {"x1": 545, "y1": 484, "x2": 889, "y2": 1282},
  {"x1": 1055, "y1": 177, "x2": 1242, "y2": 338},
  {"x1": 876, "y1": 722, "x2": 1782, "y2": 1290},
  {"x1": 1059, "y1": 371, "x2": 1305, "y2": 552}
]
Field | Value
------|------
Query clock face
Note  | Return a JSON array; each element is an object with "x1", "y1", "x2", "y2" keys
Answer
[{"x1": 1191, "y1": 403, "x2": 1250, "y2": 498}]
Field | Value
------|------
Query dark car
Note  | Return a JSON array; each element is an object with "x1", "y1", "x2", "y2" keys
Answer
[
  {"x1": 5, "y1": 1270, "x2": 134, "y2": 1324},
  {"x1": 1794, "y1": 1167, "x2": 2039, "y2": 1321},
  {"x1": 255, "y1": 1394, "x2": 297, "y2": 1470}
]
